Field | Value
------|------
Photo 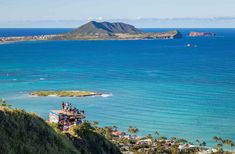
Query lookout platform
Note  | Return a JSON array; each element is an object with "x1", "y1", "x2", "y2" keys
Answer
[{"x1": 49, "y1": 103, "x2": 85, "y2": 130}]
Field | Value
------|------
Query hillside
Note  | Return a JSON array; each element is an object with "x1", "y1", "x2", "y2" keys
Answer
[
  {"x1": 0, "y1": 104, "x2": 233, "y2": 154},
  {"x1": 69, "y1": 21, "x2": 143, "y2": 36},
  {"x1": 59, "y1": 21, "x2": 182, "y2": 40},
  {"x1": 0, "y1": 106, "x2": 121, "y2": 154}
]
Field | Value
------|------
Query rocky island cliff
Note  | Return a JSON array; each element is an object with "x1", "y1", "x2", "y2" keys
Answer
[
  {"x1": 0, "y1": 21, "x2": 182, "y2": 43},
  {"x1": 189, "y1": 32, "x2": 216, "y2": 37}
]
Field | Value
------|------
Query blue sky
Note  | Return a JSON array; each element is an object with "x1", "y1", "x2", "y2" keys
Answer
[{"x1": 0, "y1": 0, "x2": 235, "y2": 27}]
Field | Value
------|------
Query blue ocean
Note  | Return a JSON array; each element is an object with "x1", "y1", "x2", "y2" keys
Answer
[{"x1": 0, "y1": 28, "x2": 235, "y2": 146}]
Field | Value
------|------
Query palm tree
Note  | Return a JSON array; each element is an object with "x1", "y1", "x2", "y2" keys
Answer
[
  {"x1": 159, "y1": 136, "x2": 167, "y2": 141},
  {"x1": 200, "y1": 141, "x2": 206, "y2": 147},
  {"x1": 104, "y1": 126, "x2": 113, "y2": 140},
  {"x1": 177, "y1": 138, "x2": 188, "y2": 144},
  {"x1": 213, "y1": 136, "x2": 219, "y2": 142},
  {"x1": 216, "y1": 143, "x2": 223, "y2": 152},
  {"x1": 112, "y1": 125, "x2": 118, "y2": 131},
  {"x1": 0, "y1": 98, "x2": 11, "y2": 107},
  {"x1": 0, "y1": 98, "x2": 6, "y2": 103},
  {"x1": 223, "y1": 139, "x2": 233, "y2": 152},
  {"x1": 213, "y1": 136, "x2": 225, "y2": 151},
  {"x1": 231, "y1": 142, "x2": 234, "y2": 152},
  {"x1": 128, "y1": 126, "x2": 139, "y2": 136},
  {"x1": 78, "y1": 120, "x2": 93, "y2": 133},
  {"x1": 146, "y1": 134, "x2": 153, "y2": 139},
  {"x1": 82, "y1": 120, "x2": 92, "y2": 129},
  {"x1": 154, "y1": 130, "x2": 159, "y2": 136},
  {"x1": 92, "y1": 121, "x2": 99, "y2": 131},
  {"x1": 195, "y1": 139, "x2": 200, "y2": 146},
  {"x1": 154, "y1": 130, "x2": 159, "y2": 140},
  {"x1": 171, "y1": 137, "x2": 177, "y2": 142},
  {"x1": 92, "y1": 121, "x2": 99, "y2": 127},
  {"x1": 232, "y1": 142, "x2": 235, "y2": 153},
  {"x1": 218, "y1": 137, "x2": 223, "y2": 142}
]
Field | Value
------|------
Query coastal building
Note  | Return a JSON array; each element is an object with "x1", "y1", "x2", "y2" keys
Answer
[
  {"x1": 112, "y1": 131, "x2": 125, "y2": 138},
  {"x1": 49, "y1": 103, "x2": 85, "y2": 130}
]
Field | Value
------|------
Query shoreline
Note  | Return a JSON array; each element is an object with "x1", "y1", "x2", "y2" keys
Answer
[
  {"x1": 0, "y1": 37, "x2": 181, "y2": 46},
  {"x1": 0, "y1": 29, "x2": 182, "y2": 44}
]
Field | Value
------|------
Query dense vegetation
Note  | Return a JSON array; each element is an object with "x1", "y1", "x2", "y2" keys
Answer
[
  {"x1": 0, "y1": 106, "x2": 79, "y2": 154},
  {"x1": 90, "y1": 122, "x2": 235, "y2": 154},
  {"x1": 0, "y1": 100, "x2": 120, "y2": 154},
  {"x1": 66, "y1": 122, "x2": 121, "y2": 154}
]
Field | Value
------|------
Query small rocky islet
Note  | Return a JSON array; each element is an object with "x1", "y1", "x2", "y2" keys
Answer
[{"x1": 30, "y1": 90, "x2": 102, "y2": 97}]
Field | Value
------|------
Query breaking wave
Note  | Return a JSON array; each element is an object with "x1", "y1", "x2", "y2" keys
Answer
[{"x1": 101, "y1": 93, "x2": 113, "y2": 98}]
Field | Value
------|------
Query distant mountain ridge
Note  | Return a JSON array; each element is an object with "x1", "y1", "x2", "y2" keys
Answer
[{"x1": 70, "y1": 21, "x2": 143, "y2": 36}]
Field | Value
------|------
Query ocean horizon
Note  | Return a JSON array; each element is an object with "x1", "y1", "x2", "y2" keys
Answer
[{"x1": 0, "y1": 28, "x2": 235, "y2": 146}]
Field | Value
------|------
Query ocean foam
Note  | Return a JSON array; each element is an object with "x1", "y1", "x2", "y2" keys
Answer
[
  {"x1": 48, "y1": 95, "x2": 57, "y2": 97},
  {"x1": 101, "y1": 93, "x2": 113, "y2": 98}
]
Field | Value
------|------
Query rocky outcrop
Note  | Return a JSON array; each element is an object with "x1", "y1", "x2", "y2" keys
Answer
[{"x1": 189, "y1": 32, "x2": 215, "y2": 37}]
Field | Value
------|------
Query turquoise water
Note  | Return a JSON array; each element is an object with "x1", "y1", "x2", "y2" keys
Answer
[{"x1": 0, "y1": 29, "x2": 235, "y2": 146}]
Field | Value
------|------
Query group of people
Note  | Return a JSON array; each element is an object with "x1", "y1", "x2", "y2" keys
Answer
[
  {"x1": 61, "y1": 102, "x2": 84, "y2": 115},
  {"x1": 59, "y1": 102, "x2": 84, "y2": 130},
  {"x1": 62, "y1": 102, "x2": 72, "y2": 111}
]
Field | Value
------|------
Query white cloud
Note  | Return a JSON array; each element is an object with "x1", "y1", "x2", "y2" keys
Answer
[
  {"x1": 97, "y1": 16, "x2": 103, "y2": 20},
  {"x1": 87, "y1": 17, "x2": 93, "y2": 20},
  {"x1": 0, "y1": 17, "x2": 235, "y2": 28}
]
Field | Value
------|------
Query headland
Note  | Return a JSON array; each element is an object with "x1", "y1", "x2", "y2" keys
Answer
[{"x1": 0, "y1": 21, "x2": 182, "y2": 43}]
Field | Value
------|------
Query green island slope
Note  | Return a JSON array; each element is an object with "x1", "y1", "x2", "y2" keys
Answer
[{"x1": 0, "y1": 106, "x2": 121, "y2": 154}]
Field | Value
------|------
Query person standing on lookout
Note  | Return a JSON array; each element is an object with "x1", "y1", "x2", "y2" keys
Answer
[
  {"x1": 65, "y1": 102, "x2": 69, "y2": 111},
  {"x1": 62, "y1": 102, "x2": 65, "y2": 110},
  {"x1": 69, "y1": 103, "x2": 72, "y2": 112},
  {"x1": 63, "y1": 120, "x2": 69, "y2": 131}
]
